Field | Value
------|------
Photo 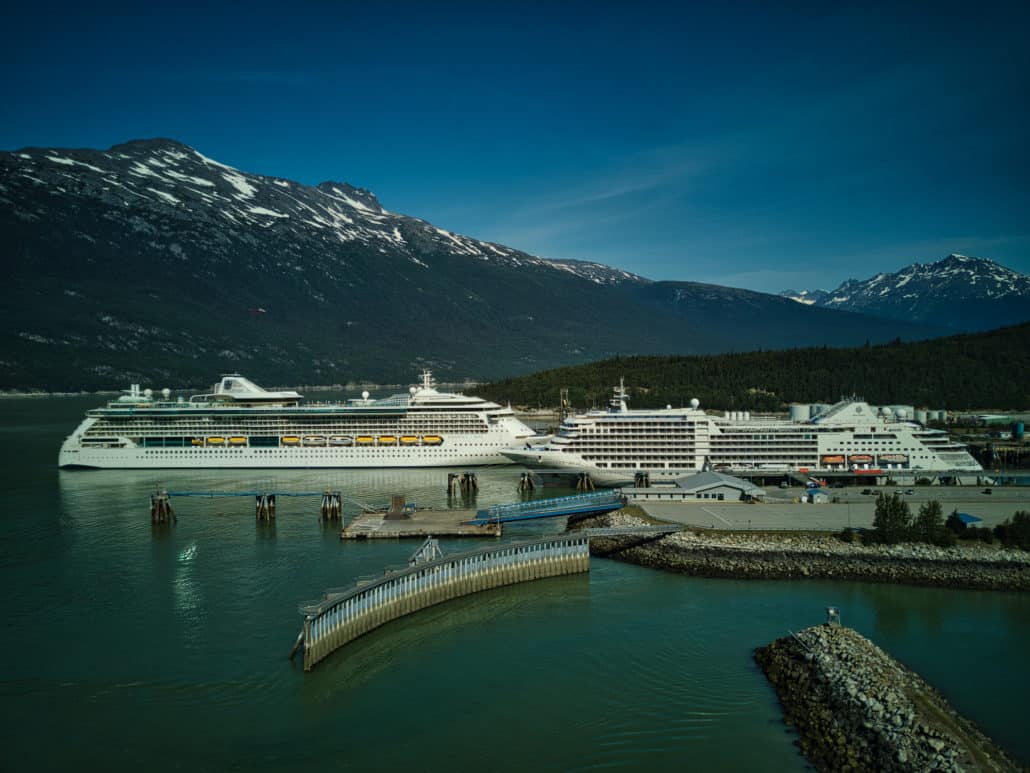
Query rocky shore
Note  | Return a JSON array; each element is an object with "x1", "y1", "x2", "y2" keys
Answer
[
  {"x1": 755, "y1": 624, "x2": 1019, "y2": 772},
  {"x1": 569, "y1": 511, "x2": 1030, "y2": 590}
]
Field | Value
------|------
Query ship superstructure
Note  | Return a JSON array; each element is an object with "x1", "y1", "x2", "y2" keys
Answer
[
  {"x1": 501, "y1": 381, "x2": 982, "y2": 485},
  {"x1": 59, "y1": 372, "x2": 536, "y2": 470}
]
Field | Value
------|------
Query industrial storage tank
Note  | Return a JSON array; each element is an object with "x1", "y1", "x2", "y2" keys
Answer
[
  {"x1": 889, "y1": 405, "x2": 914, "y2": 421},
  {"x1": 790, "y1": 404, "x2": 811, "y2": 422}
]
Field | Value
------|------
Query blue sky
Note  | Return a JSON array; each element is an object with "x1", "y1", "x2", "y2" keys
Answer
[{"x1": 5, "y1": 1, "x2": 1029, "y2": 291}]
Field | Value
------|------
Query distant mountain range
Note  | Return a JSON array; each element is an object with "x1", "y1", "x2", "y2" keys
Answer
[
  {"x1": 781, "y1": 255, "x2": 1030, "y2": 331},
  {"x1": 0, "y1": 138, "x2": 952, "y2": 390}
]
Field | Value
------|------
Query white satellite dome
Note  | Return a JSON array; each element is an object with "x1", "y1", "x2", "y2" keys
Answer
[
  {"x1": 690, "y1": 398, "x2": 700, "y2": 409},
  {"x1": 143, "y1": 388, "x2": 153, "y2": 398},
  {"x1": 361, "y1": 390, "x2": 370, "y2": 400},
  {"x1": 409, "y1": 386, "x2": 418, "y2": 395},
  {"x1": 161, "y1": 388, "x2": 171, "y2": 398}
]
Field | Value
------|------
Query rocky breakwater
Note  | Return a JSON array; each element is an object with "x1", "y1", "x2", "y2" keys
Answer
[
  {"x1": 756, "y1": 624, "x2": 1019, "y2": 772},
  {"x1": 569, "y1": 512, "x2": 1030, "y2": 590}
]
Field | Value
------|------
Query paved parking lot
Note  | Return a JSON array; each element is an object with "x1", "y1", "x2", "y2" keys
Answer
[{"x1": 637, "y1": 487, "x2": 1030, "y2": 531}]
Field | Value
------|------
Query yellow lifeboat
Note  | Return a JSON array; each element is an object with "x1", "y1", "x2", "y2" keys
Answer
[
  {"x1": 400, "y1": 436, "x2": 419, "y2": 445},
  {"x1": 228, "y1": 436, "x2": 247, "y2": 445},
  {"x1": 281, "y1": 436, "x2": 301, "y2": 446},
  {"x1": 191, "y1": 438, "x2": 204, "y2": 446},
  {"x1": 206, "y1": 437, "x2": 225, "y2": 445},
  {"x1": 377, "y1": 435, "x2": 397, "y2": 445},
  {"x1": 422, "y1": 435, "x2": 443, "y2": 446},
  {"x1": 355, "y1": 436, "x2": 374, "y2": 445},
  {"x1": 302, "y1": 436, "x2": 327, "y2": 446}
]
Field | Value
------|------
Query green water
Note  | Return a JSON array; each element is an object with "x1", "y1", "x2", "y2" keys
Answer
[{"x1": 1, "y1": 396, "x2": 1028, "y2": 770}]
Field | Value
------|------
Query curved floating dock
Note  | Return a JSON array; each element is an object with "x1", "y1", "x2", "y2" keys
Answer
[{"x1": 296, "y1": 535, "x2": 591, "y2": 671}]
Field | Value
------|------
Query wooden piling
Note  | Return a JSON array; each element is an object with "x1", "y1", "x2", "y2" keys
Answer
[
  {"x1": 150, "y1": 491, "x2": 175, "y2": 524},
  {"x1": 256, "y1": 493, "x2": 275, "y2": 521}
]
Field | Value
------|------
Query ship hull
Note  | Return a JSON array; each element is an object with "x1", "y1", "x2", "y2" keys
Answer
[{"x1": 59, "y1": 441, "x2": 516, "y2": 470}]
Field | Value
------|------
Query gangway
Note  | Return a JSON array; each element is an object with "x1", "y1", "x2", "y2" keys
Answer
[{"x1": 465, "y1": 490, "x2": 625, "y2": 525}]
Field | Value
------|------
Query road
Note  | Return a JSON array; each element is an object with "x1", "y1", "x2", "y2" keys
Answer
[{"x1": 636, "y1": 486, "x2": 1030, "y2": 531}]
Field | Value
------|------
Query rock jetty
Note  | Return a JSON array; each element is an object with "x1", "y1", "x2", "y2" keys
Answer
[
  {"x1": 569, "y1": 511, "x2": 1030, "y2": 591},
  {"x1": 756, "y1": 624, "x2": 1019, "y2": 772}
]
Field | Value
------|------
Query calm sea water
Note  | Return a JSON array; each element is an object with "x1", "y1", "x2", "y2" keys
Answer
[{"x1": 1, "y1": 396, "x2": 1028, "y2": 771}]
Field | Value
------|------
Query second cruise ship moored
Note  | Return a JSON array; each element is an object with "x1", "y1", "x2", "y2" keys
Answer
[{"x1": 501, "y1": 381, "x2": 982, "y2": 485}]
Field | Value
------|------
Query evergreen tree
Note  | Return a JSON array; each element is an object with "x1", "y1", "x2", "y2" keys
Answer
[
  {"x1": 945, "y1": 509, "x2": 967, "y2": 536},
  {"x1": 995, "y1": 511, "x2": 1030, "y2": 550},
  {"x1": 871, "y1": 492, "x2": 912, "y2": 544},
  {"x1": 913, "y1": 500, "x2": 952, "y2": 546}
]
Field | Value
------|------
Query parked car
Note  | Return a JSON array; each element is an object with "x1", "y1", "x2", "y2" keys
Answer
[
  {"x1": 904, "y1": 489, "x2": 915, "y2": 495},
  {"x1": 861, "y1": 489, "x2": 874, "y2": 495},
  {"x1": 982, "y1": 488, "x2": 993, "y2": 495},
  {"x1": 778, "y1": 482, "x2": 789, "y2": 489}
]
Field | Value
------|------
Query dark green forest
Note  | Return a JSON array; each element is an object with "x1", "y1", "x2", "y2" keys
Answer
[{"x1": 478, "y1": 323, "x2": 1030, "y2": 411}]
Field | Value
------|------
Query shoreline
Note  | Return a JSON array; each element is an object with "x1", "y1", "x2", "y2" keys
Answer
[{"x1": 569, "y1": 511, "x2": 1030, "y2": 591}]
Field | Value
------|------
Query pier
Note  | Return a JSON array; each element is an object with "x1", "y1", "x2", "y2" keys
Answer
[
  {"x1": 340, "y1": 491, "x2": 625, "y2": 538},
  {"x1": 340, "y1": 507, "x2": 502, "y2": 539},
  {"x1": 295, "y1": 534, "x2": 591, "y2": 670},
  {"x1": 295, "y1": 524, "x2": 680, "y2": 670}
]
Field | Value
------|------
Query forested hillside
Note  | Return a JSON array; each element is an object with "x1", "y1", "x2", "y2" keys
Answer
[{"x1": 478, "y1": 323, "x2": 1030, "y2": 411}]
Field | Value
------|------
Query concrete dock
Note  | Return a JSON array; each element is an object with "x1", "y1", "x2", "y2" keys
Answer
[{"x1": 340, "y1": 509, "x2": 502, "y2": 540}]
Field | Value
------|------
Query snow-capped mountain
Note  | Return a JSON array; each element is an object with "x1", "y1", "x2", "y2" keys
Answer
[
  {"x1": 782, "y1": 255, "x2": 1030, "y2": 331},
  {"x1": 0, "y1": 138, "x2": 944, "y2": 390},
  {"x1": 779, "y1": 288, "x2": 830, "y2": 306}
]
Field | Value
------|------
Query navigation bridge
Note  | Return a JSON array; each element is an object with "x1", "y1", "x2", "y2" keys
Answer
[{"x1": 293, "y1": 525, "x2": 679, "y2": 671}]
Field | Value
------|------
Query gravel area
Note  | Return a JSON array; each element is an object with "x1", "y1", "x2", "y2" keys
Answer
[{"x1": 569, "y1": 511, "x2": 1030, "y2": 591}]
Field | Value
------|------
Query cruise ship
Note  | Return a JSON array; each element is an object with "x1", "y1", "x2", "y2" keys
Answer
[
  {"x1": 501, "y1": 382, "x2": 982, "y2": 485},
  {"x1": 59, "y1": 372, "x2": 536, "y2": 469}
]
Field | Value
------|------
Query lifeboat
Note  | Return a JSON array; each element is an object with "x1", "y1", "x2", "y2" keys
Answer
[
  {"x1": 191, "y1": 438, "x2": 204, "y2": 446},
  {"x1": 421, "y1": 435, "x2": 443, "y2": 446},
  {"x1": 400, "y1": 436, "x2": 419, "y2": 445},
  {"x1": 848, "y1": 454, "x2": 874, "y2": 465},
  {"x1": 206, "y1": 437, "x2": 225, "y2": 445},
  {"x1": 877, "y1": 453, "x2": 909, "y2": 464},
  {"x1": 302, "y1": 436, "x2": 327, "y2": 446},
  {"x1": 329, "y1": 436, "x2": 353, "y2": 446},
  {"x1": 281, "y1": 436, "x2": 301, "y2": 446},
  {"x1": 355, "y1": 436, "x2": 374, "y2": 445},
  {"x1": 377, "y1": 436, "x2": 397, "y2": 445},
  {"x1": 228, "y1": 436, "x2": 247, "y2": 445}
]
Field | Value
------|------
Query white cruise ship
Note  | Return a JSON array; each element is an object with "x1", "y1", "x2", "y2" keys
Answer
[
  {"x1": 59, "y1": 372, "x2": 536, "y2": 470},
  {"x1": 501, "y1": 382, "x2": 982, "y2": 485}
]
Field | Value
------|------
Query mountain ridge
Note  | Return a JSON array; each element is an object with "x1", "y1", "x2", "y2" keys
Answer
[
  {"x1": 781, "y1": 254, "x2": 1030, "y2": 330},
  {"x1": 1, "y1": 138, "x2": 948, "y2": 391}
]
